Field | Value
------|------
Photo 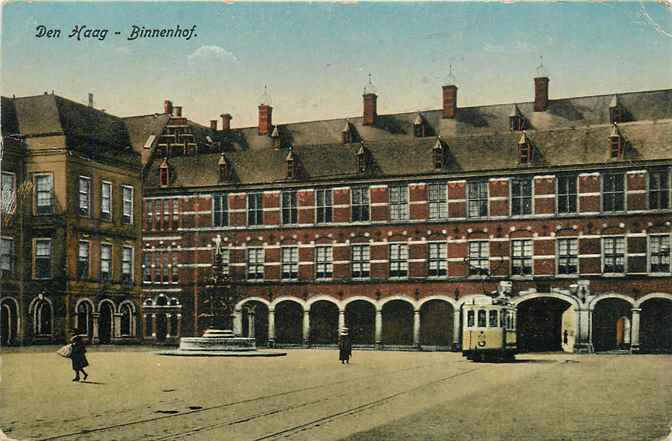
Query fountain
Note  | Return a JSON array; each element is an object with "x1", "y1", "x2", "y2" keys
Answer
[{"x1": 160, "y1": 236, "x2": 286, "y2": 357}]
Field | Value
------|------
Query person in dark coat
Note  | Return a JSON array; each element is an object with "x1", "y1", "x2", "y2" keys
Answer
[
  {"x1": 339, "y1": 328, "x2": 352, "y2": 364},
  {"x1": 70, "y1": 329, "x2": 89, "y2": 382}
]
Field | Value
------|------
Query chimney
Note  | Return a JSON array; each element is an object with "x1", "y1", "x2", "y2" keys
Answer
[
  {"x1": 210, "y1": 120, "x2": 218, "y2": 130},
  {"x1": 88, "y1": 93, "x2": 94, "y2": 108},
  {"x1": 220, "y1": 113, "x2": 232, "y2": 131},
  {"x1": 362, "y1": 93, "x2": 377, "y2": 126},
  {"x1": 174, "y1": 106, "x2": 183, "y2": 117},
  {"x1": 258, "y1": 104, "x2": 273, "y2": 135},
  {"x1": 442, "y1": 85, "x2": 457, "y2": 119},
  {"x1": 163, "y1": 99, "x2": 173, "y2": 115},
  {"x1": 534, "y1": 77, "x2": 549, "y2": 112}
]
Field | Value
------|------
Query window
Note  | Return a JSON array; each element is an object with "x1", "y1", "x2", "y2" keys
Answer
[
  {"x1": 78, "y1": 241, "x2": 89, "y2": 279},
  {"x1": 101, "y1": 181, "x2": 112, "y2": 220},
  {"x1": 352, "y1": 187, "x2": 370, "y2": 222},
  {"x1": 477, "y1": 310, "x2": 486, "y2": 328},
  {"x1": 162, "y1": 253, "x2": 169, "y2": 283},
  {"x1": 122, "y1": 247, "x2": 133, "y2": 285},
  {"x1": 143, "y1": 253, "x2": 152, "y2": 283},
  {"x1": 467, "y1": 310, "x2": 475, "y2": 327},
  {"x1": 389, "y1": 185, "x2": 409, "y2": 221},
  {"x1": 511, "y1": 178, "x2": 532, "y2": 216},
  {"x1": 247, "y1": 248, "x2": 264, "y2": 280},
  {"x1": 213, "y1": 193, "x2": 228, "y2": 227},
  {"x1": 511, "y1": 239, "x2": 532, "y2": 276},
  {"x1": 282, "y1": 247, "x2": 298, "y2": 280},
  {"x1": 603, "y1": 237, "x2": 625, "y2": 274},
  {"x1": 428, "y1": 242, "x2": 447, "y2": 277},
  {"x1": 35, "y1": 300, "x2": 52, "y2": 336},
  {"x1": 282, "y1": 191, "x2": 298, "y2": 225},
  {"x1": 172, "y1": 198, "x2": 179, "y2": 224},
  {"x1": 389, "y1": 244, "x2": 408, "y2": 278},
  {"x1": 146, "y1": 200, "x2": 154, "y2": 230},
  {"x1": 122, "y1": 186, "x2": 134, "y2": 224},
  {"x1": 488, "y1": 310, "x2": 499, "y2": 328},
  {"x1": 171, "y1": 253, "x2": 178, "y2": 283},
  {"x1": 35, "y1": 174, "x2": 53, "y2": 215},
  {"x1": 162, "y1": 199, "x2": 170, "y2": 229},
  {"x1": 1, "y1": 172, "x2": 16, "y2": 214},
  {"x1": 557, "y1": 175, "x2": 577, "y2": 214},
  {"x1": 316, "y1": 189, "x2": 332, "y2": 224},
  {"x1": 468, "y1": 241, "x2": 489, "y2": 276},
  {"x1": 220, "y1": 248, "x2": 230, "y2": 275},
  {"x1": 557, "y1": 238, "x2": 578, "y2": 275},
  {"x1": 78, "y1": 177, "x2": 91, "y2": 216},
  {"x1": 101, "y1": 244, "x2": 112, "y2": 282},
  {"x1": 0, "y1": 238, "x2": 15, "y2": 276},
  {"x1": 649, "y1": 235, "x2": 670, "y2": 273},
  {"x1": 649, "y1": 170, "x2": 670, "y2": 210},
  {"x1": 352, "y1": 245, "x2": 370, "y2": 279},
  {"x1": 120, "y1": 304, "x2": 133, "y2": 337},
  {"x1": 603, "y1": 174, "x2": 625, "y2": 212},
  {"x1": 428, "y1": 182, "x2": 448, "y2": 220},
  {"x1": 315, "y1": 246, "x2": 333, "y2": 280},
  {"x1": 247, "y1": 193, "x2": 263, "y2": 226},
  {"x1": 468, "y1": 181, "x2": 488, "y2": 218},
  {"x1": 34, "y1": 239, "x2": 52, "y2": 279},
  {"x1": 160, "y1": 165, "x2": 169, "y2": 187}
]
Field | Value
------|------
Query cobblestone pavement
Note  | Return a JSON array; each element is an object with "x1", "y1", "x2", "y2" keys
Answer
[{"x1": 1, "y1": 348, "x2": 670, "y2": 441}]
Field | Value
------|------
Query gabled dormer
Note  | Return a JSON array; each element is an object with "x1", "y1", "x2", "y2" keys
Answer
[
  {"x1": 413, "y1": 113, "x2": 429, "y2": 138},
  {"x1": 159, "y1": 157, "x2": 170, "y2": 187},
  {"x1": 609, "y1": 123, "x2": 623, "y2": 159},
  {"x1": 286, "y1": 147, "x2": 297, "y2": 179},
  {"x1": 609, "y1": 95, "x2": 622, "y2": 124},
  {"x1": 509, "y1": 104, "x2": 527, "y2": 131},
  {"x1": 356, "y1": 143, "x2": 369, "y2": 174},
  {"x1": 271, "y1": 126, "x2": 281, "y2": 149},
  {"x1": 342, "y1": 120, "x2": 354, "y2": 144},
  {"x1": 218, "y1": 153, "x2": 230, "y2": 182},
  {"x1": 518, "y1": 131, "x2": 534, "y2": 165},
  {"x1": 432, "y1": 137, "x2": 445, "y2": 170}
]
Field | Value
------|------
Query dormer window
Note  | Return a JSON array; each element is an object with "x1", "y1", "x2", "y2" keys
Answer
[
  {"x1": 271, "y1": 126, "x2": 281, "y2": 149},
  {"x1": 342, "y1": 121, "x2": 353, "y2": 144},
  {"x1": 159, "y1": 158, "x2": 170, "y2": 187},
  {"x1": 286, "y1": 148, "x2": 296, "y2": 179},
  {"x1": 609, "y1": 96, "x2": 622, "y2": 124},
  {"x1": 518, "y1": 132, "x2": 533, "y2": 164},
  {"x1": 609, "y1": 124, "x2": 623, "y2": 159},
  {"x1": 509, "y1": 105, "x2": 526, "y2": 131},
  {"x1": 218, "y1": 153, "x2": 229, "y2": 182},
  {"x1": 432, "y1": 138, "x2": 445, "y2": 169},
  {"x1": 357, "y1": 144, "x2": 368, "y2": 174},
  {"x1": 413, "y1": 113, "x2": 427, "y2": 138}
]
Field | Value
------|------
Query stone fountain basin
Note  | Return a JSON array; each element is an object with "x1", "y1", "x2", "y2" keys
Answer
[{"x1": 178, "y1": 336, "x2": 257, "y2": 352}]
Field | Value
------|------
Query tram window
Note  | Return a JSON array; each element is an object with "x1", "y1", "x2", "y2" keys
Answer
[
  {"x1": 477, "y1": 310, "x2": 487, "y2": 327},
  {"x1": 467, "y1": 310, "x2": 475, "y2": 327},
  {"x1": 489, "y1": 310, "x2": 498, "y2": 327}
]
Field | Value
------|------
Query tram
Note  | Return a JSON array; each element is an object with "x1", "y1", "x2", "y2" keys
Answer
[{"x1": 462, "y1": 294, "x2": 517, "y2": 362}]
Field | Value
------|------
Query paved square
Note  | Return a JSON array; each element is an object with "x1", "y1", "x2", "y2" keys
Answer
[{"x1": 1, "y1": 348, "x2": 670, "y2": 441}]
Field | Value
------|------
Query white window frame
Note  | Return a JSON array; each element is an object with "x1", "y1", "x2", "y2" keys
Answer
[
  {"x1": 511, "y1": 239, "x2": 533, "y2": 277},
  {"x1": 213, "y1": 193, "x2": 229, "y2": 227},
  {"x1": 0, "y1": 236, "x2": 15, "y2": 275},
  {"x1": 122, "y1": 246, "x2": 134, "y2": 284},
  {"x1": 351, "y1": 244, "x2": 370, "y2": 279},
  {"x1": 247, "y1": 193, "x2": 263, "y2": 226},
  {"x1": 428, "y1": 182, "x2": 448, "y2": 220},
  {"x1": 468, "y1": 241, "x2": 489, "y2": 276},
  {"x1": 78, "y1": 176, "x2": 91, "y2": 217},
  {"x1": 648, "y1": 234, "x2": 671, "y2": 274},
  {"x1": 1, "y1": 171, "x2": 16, "y2": 215},
  {"x1": 556, "y1": 174, "x2": 578, "y2": 215},
  {"x1": 282, "y1": 190, "x2": 298, "y2": 225},
  {"x1": 467, "y1": 181, "x2": 488, "y2": 218},
  {"x1": 34, "y1": 174, "x2": 54, "y2": 215},
  {"x1": 122, "y1": 185, "x2": 134, "y2": 224},
  {"x1": 351, "y1": 186, "x2": 370, "y2": 222},
  {"x1": 556, "y1": 238, "x2": 578, "y2": 276},
  {"x1": 389, "y1": 243, "x2": 409, "y2": 279},
  {"x1": 602, "y1": 173, "x2": 625, "y2": 213},
  {"x1": 389, "y1": 185, "x2": 409, "y2": 221},
  {"x1": 428, "y1": 242, "x2": 447, "y2": 278},
  {"x1": 602, "y1": 236, "x2": 626, "y2": 275},
  {"x1": 100, "y1": 243, "x2": 113, "y2": 282},
  {"x1": 78, "y1": 240, "x2": 90, "y2": 279},
  {"x1": 101, "y1": 181, "x2": 112, "y2": 220},
  {"x1": 281, "y1": 246, "x2": 299, "y2": 281},
  {"x1": 247, "y1": 248, "x2": 264, "y2": 280},
  {"x1": 33, "y1": 238, "x2": 52, "y2": 280},
  {"x1": 510, "y1": 177, "x2": 533, "y2": 217},
  {"x1": 316, "y1": 189, "x2": 333, "y2": 224},
  {"x1": 315, "y1": 246, "x2": 333, "y2": 280}
]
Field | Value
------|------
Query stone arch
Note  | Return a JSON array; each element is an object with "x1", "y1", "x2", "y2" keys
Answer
[
  {"x1": 306, "y1": 295, "x2": 341, "y2": 311},
  {"x1": 97, "y1": 298, "x2": 117, "y2": 313},
  {"x1": 270, "y1": 296, "x2": 306, "y2": 310},
  {"x1": 381, "y1": 298, "x2": 415, "y2": 346},
  {"x1": 74, "y1": 298, "x2": 95, "y2": 339},
  {"x1": 379, "y1": 295, "x2": 418, "y2": 310},
  {"x1": 118, "y1": 301, "x2": 137, "y2": 337},
  {"x1": 635, "y1": 292, "x2": 672, "y2": 308},
  {"x1": 240, "y1": 299, "x2": 269, "y2": 345},
  {"x1": 592, "y1": 295, "x2": 634, "y2": 352},
  {"x1": 418, "y1": 295, "x2": 458, "y2": 310},
  {"x1": 589, "y1": 293, "x2": 635, "y2": 310},
  {"x1": 419, "y1": 298, "x2": 455, "y2": 348},
  {"x1": 98, "y1": 300, "x2": 116, "y2": 344},
  {"x1": 236, "y1": 296, "x2": 271, "y2": 311},
  {"x1": 274, "y1": 298, "x2": 304, "y2": 345},
  {"x1": 29, "y1": 296, "x2": 54, "y2": 338},
  {"x1": 513, "y1": 292, "x2": 580, "y2": 309},
  {"x1": 343, "y1": 296, "x2": 378, "y2": 310},
  {"x1": 344, "y1": 299, "x2": 376, "y2": 345},
  {"x1": 0, "y1": 297, "x2": 20, "y2": 345},
  {"x1": 515, "y1": 293, "x2": 577, "y2": 352},
  {"x1": 309, "y1": 299, "x2": 340, "y2": 345},
  {"x1": 638, "y1": 294, "x2": 672, "y2": 353}
]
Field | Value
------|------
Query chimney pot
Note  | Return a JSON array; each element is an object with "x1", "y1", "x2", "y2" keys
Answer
[
  {"x1": 442, "y1": 85, "x2": 457, "y2": 119},
  {"x1": 362, "y1": 93, "x2": 377, "y2": 126},
  {"x1": 210, "y1": 120, "x2": 218, "y2": 130},
  {"x1": 174, "y1": 106, "x2": 182, "y2": 117},
  {"x1": 88, "y1": 93, "x2": 94, "y2": 108},
  {"x1": 163, "y1": 100, "x2": 173, "y2": 115},
  {"x1": 258, "y1": 104, "x2": 273, "y2": 136},
  {"x1": 220, "y1": 113, "x2": 232, "y2": 131},
  {"x1": 534, "y1": 77, "x2": 549, "y2": 112}
]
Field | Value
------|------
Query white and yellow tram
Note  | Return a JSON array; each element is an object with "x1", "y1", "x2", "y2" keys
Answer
[{"x1": 462, "y1": 295, "x2": 517, "y2": 362}]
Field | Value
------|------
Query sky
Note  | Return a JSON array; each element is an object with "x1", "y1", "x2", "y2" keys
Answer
[{"x1": 1, "y1": 2, "x2": 671, "y2": 128}]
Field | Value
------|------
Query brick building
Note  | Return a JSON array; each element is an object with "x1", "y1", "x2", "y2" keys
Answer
[{"x1": 136, "y1": 75, "x2": 671, "y2": 353}]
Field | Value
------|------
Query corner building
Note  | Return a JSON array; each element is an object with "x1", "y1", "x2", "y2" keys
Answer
[{"x1": 139, "y1": 77, "x2": 672, "y2": 353}]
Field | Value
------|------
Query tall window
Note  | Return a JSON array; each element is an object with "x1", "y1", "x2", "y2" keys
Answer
[
  {"x1": 171, "y1": 253, "x2": 178, "y2": 283},
  {"x1": 143, "y1": 253, "x2": 152, "y2": 283},
  {"x1": 557, "y1": 175, "x2": 577, "y2": 214},
  {"x1": 146, "y1": 200, "x2": 154, "y2": 230},
  {"x1": 649, "y1": 170, "x2": 670, "y2": 210},
  {"x1": 557, "y1": 238, "x2": 578, "y2": 275},
  {"x1": 247, "y1": 248, "x2": 264, "y2": 280},
  {"x1": 101, "y1": 243, "x2": 112, "y2": 282},
  {"x1": 389, "y1": 244, "x2": 408, "y2": 278},
  {"x1": 34, "y1": 239, "x2": 52, "y2": 279},
  {"x1": 316, "y1": 189, "x2": 332, "y2": 224},
  {"x1": 603, "y1": 174, "x2": 625, "y2": 212},
  {"x1": 603, "y1": 237, "x2": 625, "y2": 274},
  {"x1": 1, "y1": 172, "x2": 16, "y2": 214},
  {"x1": 0, "y1": 238, "x2": 15, "y2": 276},
  {"x1": 282, "y1": 190, "x2": 298, "y2": 225},
  {"x1": 352, "y1": 245, "x2": 370, "y2": 279},
  {"x1": 428, "y1": 182, "x2": 448, "y2": 220},
  {"x1": 162, "y1": 199, "x2": 170, "y2": 230},
  {"x1": 78, "y1": 241, "x2": 89, "y2": 279},
  {"x1": 468, "y1": 181, "x2": 488, "y2": 218},
  {"x1": 315, "y1": 246, "x2": 333, "y2": 280},
  {"x1": 213, "y1": 193, "x2": 229, "y2": 227},
  {"x1": 101, "y1": 181, "x2": 112, "y2": 220},
  {"x1": 220, "y1": 248, "x2": 230, "y2": 275},
  {"x1": 428, "y1": 242, "x2": 447, "y2": 277},
  {"x1": 247, "y1": 193, "x2": 263, "y2": 226},
  {"x1": 649, "y1": 235, "x2": 670, "y2": 273},
  {"x1": 122, "y1": 186, "x2": 134, "y2": 224},
  {"x1": 35, "y1": 174, "x2": 53, "y2": 215},
  {"x1": 351, "y1": 186, "x2": 369, "y2": 222},
  {"x1": 468, "y1": 241, "x2": 489, "y2": 276},
  {"x1": 282, "y1": 247, "x2": 299, "y2": 281},
  {"x1": 162, "y1": 253, "x2": 170, "y2": 283},
  {"x1": 511, "y1": 178, "x2": 532, "y2": 216},
  {"x1": 511, "y1": 239, "x2": 532, "y2": 276},
  {"x1": 122, "y1": 247, "x2": 133, "y2": 285},
  {"x1": 389, "y1": 185, "x2": 409, "y2": 221},
  {"x1": 78, "y1": 177, "x2": 91, "y2": 216}
]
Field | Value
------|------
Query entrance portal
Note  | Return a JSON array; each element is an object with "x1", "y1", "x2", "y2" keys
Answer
[
  {"x1": 382, "y1": 300, "x2": 413, "y2": 346},
  {"x1": 345, "y1": 300, "x2": 375, "y2": 345},
  {"x1": 592, "y1": 298, "x2": 632, "y2": 352},
  {"x1": 640, "y1": 298, "x2": 672, "y2": 353},
  {"x1": 1, "y1": 299, "x2": 18, "y2": 345},
  {"x1": 274, "y1": 301, "x2": 303, "y2": 345},
  {"x1": 420, "y1": 300, "x2": 453, "y2": 348},
  {"x1": 99, "y1": 303, "x2": 114, "y2": 344},
  {"x1": 517, "y1": 297, "x2": 572, "y2": 352},
  {"x1": 241, "y1": 301, "x2": 269, "y2": 345},
  {"x1": 309, "y1": 301, "x2": 339, "y2": 345}
]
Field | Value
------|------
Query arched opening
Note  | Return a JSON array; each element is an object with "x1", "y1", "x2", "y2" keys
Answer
[
  {"x1": 640, "y1": 298, "x2": 672, "y2": 353},
  {"x1": 309, "y1": 301, "x2": 339, "y2": 345},
  {"x1": 120, "y1": 303, "x2": 134, "y2": 337},
  {"x1": 592, "y1": 298, "x2": 632, "y2": 352},
  {"x1": 274, "y1": 300, "x2": 303, "y2": 345},
  {"x1": 241, "y1": 301, "x2": 269, "y2": 345},
  {"x1": 99, "y1": 302, "x2": 114, "y2": 344},
  {"x1": 345, "y1": 300, "x2": 375, "y2": 345},
  {"x1": 1, "y1": 299, "x2": 18, "y2": 345},
  {"x1": 517, "y1": 297, "x2": 572, "y2": 352},
  {"x1": 155, "y1": 313, "x2": 167, "y2": 342},
  {"x1": 34, "y1": 299, "x2": 52, "y2": 337},
  {"x1": 76, "y1": 301, "x2": 94, "y2": 340},
  {"x1": 382, "y1": 300, "x2": 414, "y2": 346},
  {"x1": 420, "y1": 300, "x2": 454, "y2": 349}
]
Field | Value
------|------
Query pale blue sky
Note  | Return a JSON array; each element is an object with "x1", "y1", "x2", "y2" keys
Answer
[{"x1": 2, "y1": 2, "x2": 671, "y2": 127}]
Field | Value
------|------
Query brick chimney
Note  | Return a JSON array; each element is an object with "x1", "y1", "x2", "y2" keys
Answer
[
  {"x1": 220, "y1": 113, "x2": 232, "y2": 131},
  {"x1": 210, "y1": 120, "x2": 218, "y2": 130},
  {"x1": 174, "y1": 106, "x2": 183, "y2": 117},
  {"x1": 442, "y1": 85, "x2": 457, "y2": 119},
  {"x1": 88, "y1": 93, "x2": 94, "y2": 108},
  {"x1": 258, "y1": 105, "x2": 273, "y2": 135},
  {"x1": 534, "y1": 77, "x2": 549, "y2": 112},
  {"x1": 163, "y1": 99, "x2": 173, "y2": 115},
  {"x1": 363, "y1": 93, "x2": 377, "y2": 126}
]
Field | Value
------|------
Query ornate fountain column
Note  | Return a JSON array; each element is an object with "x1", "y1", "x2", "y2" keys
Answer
[{"x1": 268, "y1": 308, "x2": 276, "y2": 347}]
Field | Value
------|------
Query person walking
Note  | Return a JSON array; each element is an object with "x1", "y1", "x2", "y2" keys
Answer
[
  {"x1": 339, "y1": 327, "x2": 352, "y2": 365},
  {"x1": 70, "y1": 329, "x2": 89, "y2": 382}
]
